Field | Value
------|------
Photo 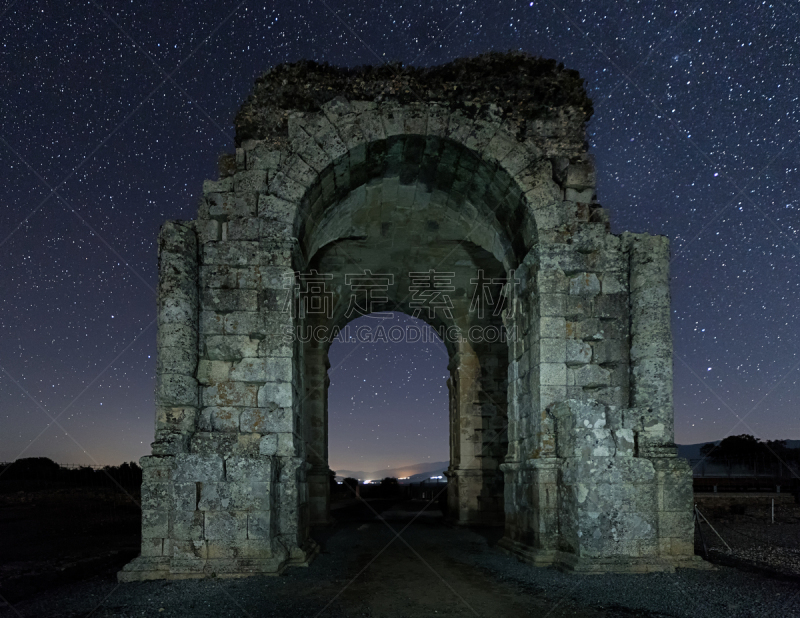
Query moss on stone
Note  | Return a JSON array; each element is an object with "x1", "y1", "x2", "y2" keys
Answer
[{"x1": 234, "y1": 51, "x2": 593, "y2": 145}]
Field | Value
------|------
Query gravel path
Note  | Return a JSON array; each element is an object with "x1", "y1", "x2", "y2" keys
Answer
[
  {"x1": 2, "y1": 500, "x2": 799, "y2": 618},
  {"x1": 696, "y1": 501, "x2": 800, "y2": 579}
]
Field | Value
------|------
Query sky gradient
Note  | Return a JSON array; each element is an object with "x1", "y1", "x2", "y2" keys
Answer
[{"x1": 1, "y1": 0, "x2": 798, "y2": 469}]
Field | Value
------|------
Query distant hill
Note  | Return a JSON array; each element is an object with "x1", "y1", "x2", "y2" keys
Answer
[
  {"x1": 334, "y1": 440, "x2": 800, "y2": 481},
  {"x1": 334, "y1": 460, "x2": 448, "y2": 482},
  {"x1": 677, "y1": 439, "x2": 800, "y2": 460}
]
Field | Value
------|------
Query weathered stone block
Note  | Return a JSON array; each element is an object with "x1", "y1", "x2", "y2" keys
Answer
[
  {"x1": 156, "y1": 374, "x2": 198, "y2": 407},
  {"x1": 202, "y1": 382, "x2": 258, "y2": 407},
  {"x1": 591, "y1": 340, "x2": 627, "y2": 365},
  {"x1": 204, "y1": 192, "x2": 234, "y2": 218},
  {"x1": 203, "y1": 241, "x2": 260, "y2": 266},
  {"x1": 226, "y1": 456, "x2": 272, "y2": 483},
  {"x1": 203, "y1": 178, "x2": 233, "y2": 194},
  {"x1": 540, "y1": 317, "x2": 566, "y2": 338},
  {"x1": 658, "y1": 511, "x2": 693, "y2": 538},
  {"x1": 247, "y1": 144, "x2": 283, "y2": 171},
  {"x1": 172, "y1": 540, "x2": 207, "y2": 560},
  {"x1": 247, "y1": 511, "x2": 272, "y2": 539},
  {"x1": 566, "y1": 340, "x2": 592, "y2": 366},
  {"x1": 257, "y1": 195, "x2": 296, "y2": 225},
  {"x1": 564, "y1": 157, "x2": 595, "y2": 190},
  {"x1": 258, "y1": 382, "x2": 293, "y2": 408},
  {"x1": 241, "y1": 406, "x2": 293, "y2": 433},
  {"x1": 202, "y1": 289, "x2": 258, "y2": 313},
  {"x1": 227, "y1": 218, "x2": 260, "y2": 241},
  {"x1": 567, "y1": 318, "x2": 605, "y2": 341},
  {"x1": 258, "y1": 336, "x2": 293, "y2": 359},
  {"x1": 234, "y1": 169, "x2": 268, "y2": 194},
  {"x1": 230, "y1": 358, "x2": 267, "y2": 382},
  {"x1": 140, "y1": 538, "x2": 164, "y2": 557},
  {"x1": 170, "y1": 510, "x2": 205, "y2": 540},
  {"x1": 155, "y1": 406, "x2": 197, "y2": 433},
  {"x1": 198, "y1": 407, "x2": 241, "y2": 432},
  {"x1": 194, "y1": 219, "x2": 220, "y2": 243},
  {"x1": 258, "y1": 239, "x2": 293, "y2": 267},
  {"x1": 156, "y1": 346, "x2": 197, "y2": 376},
  {"x1": 540, "y1": 363, "x2": 566, "y2": 386},
  {"x1": 142, "y1": 509, "x2": 169, "y2": 539},
  {"x1": 158, "y1": 296, "x2": 196, "y2": 326},
  {"x1": 198, "y1": 481, "x2": 270, "y2": 511},
  {"x1": 223, "y1": 312, "x2": 263, "y2": 335},
  {"x1": 614, "y1": 428, "x2": 635, "y2": 456},
  {"x1": 196, "y1": 360, "x2": 231, "y2": 385},
  {"x1": 169, "y1": 557, "x2": 205, "y2": 574},
  {"x1": 199, "y1": 310, "x2": 224, "y2": 335},
  {"x1": 205, "y1": 511, "x2": 248, "y2": 540},
  {"x1": 572, "y1": 364, "x2": 611, "y2": 388},
  {"x1": 538, "y1": 293, "x2": 566, "y2": 317},
  {"x1": 276, "y1": 432, "x2": 296, "y2": 456},
  {"x1": 173, "y1": 454, "x2": 224, "y2": 483},
  {"x1": 205, "y1": 335, "x2": 260, "y2": 360},
  {"x1": 569, "y1": 273, "x2": 601, "y2": 296},
  {"x1": 268, "y1": 171, "x2": 306, "y2": 203},
  {"x1": 235, "y1": 433, "x2": 262, "y2": 457},
  {"x1": 540, "y1": 339, "x2": 566, "y2": 363},
  {"x1": 190, "y1": 432, "x2": 237, "y2": 455},
  {"x1": 565, "y1": 187, "x2": 593, "y2": 203},
  {"x1": 140, "y1": 456, "x2": 174, "y2": 482},
  {"x1": 173, "y1": 482, "x2": 197, "y2": 511}
]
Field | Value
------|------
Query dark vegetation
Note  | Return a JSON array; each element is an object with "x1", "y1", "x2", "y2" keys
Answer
[
  {"x1": 234, "y1": 51, "x2": 593, "y2": 145},
  {"x1": 0, "y1": 457, "x2": 142, "y2": 492},
  {"x1": 0, "y1": 458, "x2": 142, "y2": 603},
  {"x1": 699, "y1": 434, "x2": 800, "y2": 466},
  {"x1": 693, "y1": 435, "x2": 800, "y2": 494}
]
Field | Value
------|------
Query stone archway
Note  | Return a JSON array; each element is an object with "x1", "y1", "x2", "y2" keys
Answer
[
  {"x1": 298, "y1": 227, "x2": 510, "y2": 528},
  {"x1": 120, "y1": 53, "x2": 703, "y2": 581}
]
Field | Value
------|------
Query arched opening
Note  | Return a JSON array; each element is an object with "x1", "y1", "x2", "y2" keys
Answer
[
  {"x1": 326, "y1": 312, "x2": 450, "y2": 518},
  {"x1": 293, "y1": 135, "x2": 516, "y2": 528}
]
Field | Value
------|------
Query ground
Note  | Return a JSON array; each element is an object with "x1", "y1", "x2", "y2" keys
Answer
[{"x1": 2, "y1": 490, "x2": 800, "y2": 617}]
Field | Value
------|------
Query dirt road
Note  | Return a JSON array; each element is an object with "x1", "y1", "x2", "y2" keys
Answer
[
  {"x1": 318, "y1": 500, "x2": 603, "y2": 617},
  {"x1": 3, "y1": 497, "x2": 800, "y2": 617}
]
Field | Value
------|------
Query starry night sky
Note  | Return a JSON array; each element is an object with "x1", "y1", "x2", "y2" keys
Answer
[{"x1": 1, "y1": 1, "x2": 797, "y2": 470}]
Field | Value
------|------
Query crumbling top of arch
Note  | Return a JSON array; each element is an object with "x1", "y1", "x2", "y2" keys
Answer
[{"x1": 234, "y1": 51, "x2": 593, "y2": 147}]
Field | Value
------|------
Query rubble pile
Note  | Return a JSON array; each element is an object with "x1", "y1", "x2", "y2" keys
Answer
[{"x1": 234, "y1": 51, "x2": 593, "y2": 145}]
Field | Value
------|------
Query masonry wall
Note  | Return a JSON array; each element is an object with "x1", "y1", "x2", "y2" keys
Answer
[{"x1": 120, "y1": 84, "x2": 699, "y2": 580}]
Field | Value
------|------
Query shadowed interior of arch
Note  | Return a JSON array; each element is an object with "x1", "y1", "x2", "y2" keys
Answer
[
  {"x1": 294, "y1": 135, "x2": 537, "y2": 275},
  {"x1": 297, "y1": 150, "x2": 514, "y2": 526}
]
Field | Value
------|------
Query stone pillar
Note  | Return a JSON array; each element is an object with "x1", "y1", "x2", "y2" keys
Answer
[
  {"x1": 624, "y1": 233, "x2": 674, "y2": 454},
  {"x1": 553, "y1": 399, "x2": 668, "y2": 572},
  {"x1": 624, "y1": 234, "x2": 697, "y2": 564},
  {"x1": 120, "y1": 221, "x2": 200, "y2": 579},
  {"x1": 500, "y1": 259, "x2": 562, "y2": 561},
  {"x1": 304, "y1": 341, "x2": 332, "y2": 524},
  {"x1": 445, "y1": 347, "x2": 481, "y2": 524},
  {"x1": 153, "y1": 221, "x2": 199, "y2": 454},
  {"x1": 445, "y1": 337, "x2": 506, "y2": 526}
]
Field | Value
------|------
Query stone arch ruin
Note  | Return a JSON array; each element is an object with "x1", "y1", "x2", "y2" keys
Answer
[{"x1": 120, "y1": 53, "x2": 702, "y2": 581}]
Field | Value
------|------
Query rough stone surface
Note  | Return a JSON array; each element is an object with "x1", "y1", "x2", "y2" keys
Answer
[{"x1": 123, "y1": 52, "x2": 691, "y2": 582}]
